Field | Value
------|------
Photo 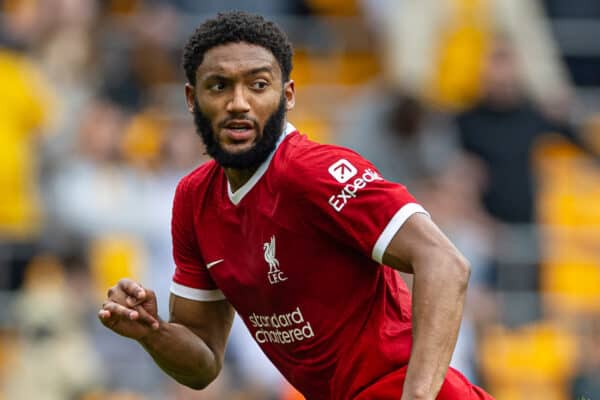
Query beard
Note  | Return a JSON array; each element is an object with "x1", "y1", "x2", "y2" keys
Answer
[{"x1": 193, "y1": 96, "x2": 287, "y2": 169}]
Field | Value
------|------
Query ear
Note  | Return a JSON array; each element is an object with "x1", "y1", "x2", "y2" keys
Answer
[
  {"x1": 283, "y1": 80, "x2": 295, "y2": 111},
  {"x1": 184, "y1": 83, "x2": 196, "y2": 113}
]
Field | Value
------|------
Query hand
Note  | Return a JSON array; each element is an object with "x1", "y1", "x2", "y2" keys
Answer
[{"x1": 98, "y1": 278, "x2": 160, "y2": 340}]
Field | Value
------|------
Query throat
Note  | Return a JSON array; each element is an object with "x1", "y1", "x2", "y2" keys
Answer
[{"x1": 225, "y1": 166, "x2": 259, "y2": 193}]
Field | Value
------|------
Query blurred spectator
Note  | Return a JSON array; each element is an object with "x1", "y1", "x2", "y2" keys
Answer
[
  {"x1": 365, "y1": 0, "x2": 572, "y2": 113},
  {"x1": 36, "y1": 0, "x2": 99, "y2": 163},
  {"x1": 98, "y1": 2, "x2": 180, "y2": 111},
  {"x1": 3, "y1": 253, "x2": 103, "y2": 400},
  {"x1": 49, "y1": 99, "x2": 150, "y2": 237},
  {"x1": 456, "y1": 38, "x2": 599, "y2": 325},
  {"x1": 0, "y1": 3, "x2": 55, "y2": 290}
]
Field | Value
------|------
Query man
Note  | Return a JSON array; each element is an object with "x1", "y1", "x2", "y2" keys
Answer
[
  {"x1": 456, "y1": 38, "x2": 599, "y2": 326},
  {"x1": 99, "y1": 11, "x2": 494, "y2": 400}
]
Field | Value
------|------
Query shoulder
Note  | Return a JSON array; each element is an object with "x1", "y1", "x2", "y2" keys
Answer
[
  {"x1": 276, "y1": 132, "x2": 372, "y2": 180},
  {"x1": 174, "y1": 160, "x2": 220, "y2": 204},
  {"x1": 272, "y1": 131, "x2": 382, "y2": 195}
]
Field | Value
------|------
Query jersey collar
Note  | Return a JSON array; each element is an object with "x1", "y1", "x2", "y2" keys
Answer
[{"x1": 227, "y1": 122, "x2": 296, "y2": 205}]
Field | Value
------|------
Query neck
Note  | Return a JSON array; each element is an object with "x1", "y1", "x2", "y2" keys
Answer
[
  {"x1": 221, "y1": 119, "x2": 289, "y2": 192},
  {"x1": 224, "y1": 166, "x2": 259, "y2": 192}
]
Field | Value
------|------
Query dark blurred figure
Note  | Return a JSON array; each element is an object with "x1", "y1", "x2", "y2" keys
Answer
[
  {"x1": 97, "y1": 2, "x2": 180, "y2": 111},
  {"x1": 456, "y1": 38, "x2": 599, "y2": 325}
]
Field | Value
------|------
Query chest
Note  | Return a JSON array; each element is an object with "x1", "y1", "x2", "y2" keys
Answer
[{"x1": 194, "y1": 189, "x2": 321, "y2": 313}]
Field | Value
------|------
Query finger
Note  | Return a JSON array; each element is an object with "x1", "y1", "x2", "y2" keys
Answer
[
  {"x1": 126, "y1": 296, "x2": 145, "y2": 307},
  {"x1": 102, "y1": 301, "x2": 139, "y2": 321},
  {"x1": 98, "y1": 309, "x2": 111, "y2": 320},
  {"x1": 98, "y1": 309, "x2": 118, "y2": 329},
  {"x1": 118, "y1": 278, "x2": 146, "y2": 300},
  {"x1": 106, "y1": 285, "x2": 132, "y2": 306},
  {"x1": 134, "y1": 304, "x2": 160, "y2": 330}
]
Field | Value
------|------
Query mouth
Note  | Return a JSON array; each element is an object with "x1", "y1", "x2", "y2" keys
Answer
[{"x1": 222, "y1": 120, "x2": 256, "y2": 142}]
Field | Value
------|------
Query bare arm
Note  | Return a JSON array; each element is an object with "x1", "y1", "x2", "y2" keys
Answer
[
  {"x1": 99, "y1": 279, "x2": 235, "y2": 390},
  {"x1": 382, "y1": 213, "x2": 470, "y2": 400},
  {"x1": 140, "y1": 294, "x2": 234, "y2": 389}
]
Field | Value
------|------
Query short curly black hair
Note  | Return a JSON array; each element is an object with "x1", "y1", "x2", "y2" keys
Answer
[{"x1": 182, "y1": 11, "x2": 293, "y2": 86}]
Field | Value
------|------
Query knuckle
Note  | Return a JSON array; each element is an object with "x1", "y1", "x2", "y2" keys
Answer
[{"x1": 118, "y1": 278, "x2": 132, "y2": 290}]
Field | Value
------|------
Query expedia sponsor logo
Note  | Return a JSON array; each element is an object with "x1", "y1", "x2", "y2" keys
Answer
[
  {"x1": 328, "y1": 159, "x2": 357, "y2": 183},
  {"x1": 328, "y1": 168, "x2": 383, "y2": 212}
]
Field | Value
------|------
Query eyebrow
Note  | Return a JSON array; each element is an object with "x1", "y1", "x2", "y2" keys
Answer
[
  {"x1": 201, "y1": 65, "x2": 275, "y2": 82},
  {"x1": 246, "y1": 66, "x2": 274, "y2": 76}
]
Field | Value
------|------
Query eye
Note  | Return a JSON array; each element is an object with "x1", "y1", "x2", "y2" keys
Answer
[
  {"x1": 251, "y1": 80, "x2": 269, "y2": 90},
  {"x1": 209, "y1": 81, "x2": 226, "y2": 92}
]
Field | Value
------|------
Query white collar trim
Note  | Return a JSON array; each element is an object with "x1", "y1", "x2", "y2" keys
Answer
[{"x1": 227, "y1": 122, "x2": 296, "y2": 205}]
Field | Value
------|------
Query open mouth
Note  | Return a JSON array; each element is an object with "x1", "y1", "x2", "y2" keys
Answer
[{"x1": 223, "y1": 120, "x2": 255, "y2": 141}]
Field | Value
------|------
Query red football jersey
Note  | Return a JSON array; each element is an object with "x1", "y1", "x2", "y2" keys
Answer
[{"x1": 171, "y1": 124, "x2": 429, "y2": 399}]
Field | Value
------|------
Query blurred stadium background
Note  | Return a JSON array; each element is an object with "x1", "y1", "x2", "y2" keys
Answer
[{"x1": 1, "y1": 0, "x2": 600, "y2": 399}]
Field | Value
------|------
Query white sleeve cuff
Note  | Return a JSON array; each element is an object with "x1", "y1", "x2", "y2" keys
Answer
[
  {"x1": 371, "y1": 203, "x2": 430, "y2": 264},
  {"x1": 170, "y1": 281, "x2": 226, "y2": 301}
]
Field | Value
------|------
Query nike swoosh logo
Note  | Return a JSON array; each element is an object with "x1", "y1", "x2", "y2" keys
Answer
[{"x1": 206, "y1": 259, "x2": 224, "y2": 269}]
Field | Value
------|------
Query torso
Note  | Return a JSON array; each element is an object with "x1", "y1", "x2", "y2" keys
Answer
[{"x1": 173, "y1": 129, "x2": 423, "y2": 399}]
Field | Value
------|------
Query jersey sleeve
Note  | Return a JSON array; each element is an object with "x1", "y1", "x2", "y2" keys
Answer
[
  {"x1": 287, "y1": 144, "x2": 429, "y2": 263},
  {"x1": 171, "y1": 177, "x2": 225, "y2": 301}
]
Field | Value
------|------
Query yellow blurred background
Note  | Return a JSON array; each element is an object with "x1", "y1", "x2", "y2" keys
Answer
[{"x1": 1, "y1": 0, "x2": 600, "y2": 399}]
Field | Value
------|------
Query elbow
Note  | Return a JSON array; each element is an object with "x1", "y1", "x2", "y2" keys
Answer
[
  {"x1": 431, "y1": 247, "x2": 470, "y2": 290},
  {"x1": 452, "y1": 251, "x2": 471, "y2": 290},
  {"x1": 179, "y1": 365, "x2": 221, "y2": 390},
  {"x1": 181, "y1": 373, "x2": 218, "y2": 391},
  {"x1": 185, "y1": 379, "x2": 213, "y2": 391},
  {"x1": 413, "y1": 247, "x2": 471, "y2": 288}
]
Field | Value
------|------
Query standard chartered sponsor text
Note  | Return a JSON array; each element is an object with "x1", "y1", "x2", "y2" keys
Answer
[{"x1": 248, "y1": 306, "x2": 315, "y2": 344}]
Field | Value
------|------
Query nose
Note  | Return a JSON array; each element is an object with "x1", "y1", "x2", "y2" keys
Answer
[{"x1": 226, "y1": 85, "x2": 251, "y2": 114}]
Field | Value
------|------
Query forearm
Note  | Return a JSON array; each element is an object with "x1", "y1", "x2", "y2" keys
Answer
[
  {"x1": 139, "y1": 320, "x2": 221, "y2": 389},
  {"x1": 402, "y1": 253, "x2": 470, "y2": 400}
]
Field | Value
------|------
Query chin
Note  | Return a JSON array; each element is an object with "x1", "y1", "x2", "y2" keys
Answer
[{"x1": 222, "y1": 142, "x2": 256, "y2": 154}]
